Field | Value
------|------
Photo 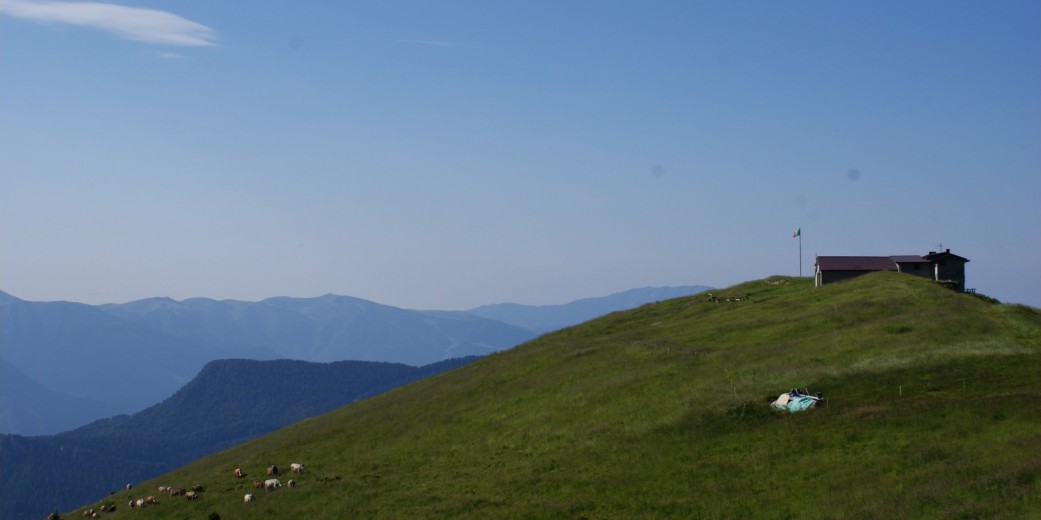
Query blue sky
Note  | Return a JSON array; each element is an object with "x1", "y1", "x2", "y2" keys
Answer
[{"x1": 2, "y1": 1, "x2": 1038, "y2": 309}]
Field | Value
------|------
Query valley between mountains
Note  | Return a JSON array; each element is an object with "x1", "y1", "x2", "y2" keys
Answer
[{"x1": 0, "y1": 285, "x2": 708, "y2": 520}]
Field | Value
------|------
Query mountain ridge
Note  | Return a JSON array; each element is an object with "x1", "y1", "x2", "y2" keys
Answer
[
  {"x1": 54, "y1": 273, "x2": 1041, "y2": 518},
  {"x1": 0, "y1": 286, "x2": 703, "y2": 435}
]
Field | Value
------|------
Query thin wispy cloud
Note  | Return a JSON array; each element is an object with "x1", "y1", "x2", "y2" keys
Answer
[{"x1": 0, "y1": 0, "x2": 216, "y2": 47}]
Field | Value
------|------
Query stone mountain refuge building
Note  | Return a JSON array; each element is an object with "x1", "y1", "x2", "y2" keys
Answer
[{"x1": 815, "y1": 249, "x2": 970, "y2": 292}]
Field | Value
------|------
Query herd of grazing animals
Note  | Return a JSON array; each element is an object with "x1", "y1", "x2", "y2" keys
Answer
[
  {"x1": 65, "y1": 462, "x2": 305, "y2": 518},
  {"x1": 123, "y1": 484, "x2": 203, "y2": 510},
  {"x1": 235, "y1": 463, "x2": 303, "y2": 503}
]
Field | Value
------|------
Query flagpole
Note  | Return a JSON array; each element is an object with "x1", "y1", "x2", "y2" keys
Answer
[{"x1": 793, "y1": 228, "x2": 802, "y2": 277}]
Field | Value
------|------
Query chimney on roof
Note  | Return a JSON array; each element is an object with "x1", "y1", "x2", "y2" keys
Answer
[{"x1": 946, "y1": 248, "x2": 950, "y2": 253}]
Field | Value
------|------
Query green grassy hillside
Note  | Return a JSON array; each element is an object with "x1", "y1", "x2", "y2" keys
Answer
[{"x1": 64, "y1": 273, "x2": 1040, "y2": 519}]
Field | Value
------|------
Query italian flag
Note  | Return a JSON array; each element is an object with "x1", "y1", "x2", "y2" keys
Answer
[{"x1": 792, "y1": 228, "x2": 801, "y2": 238}]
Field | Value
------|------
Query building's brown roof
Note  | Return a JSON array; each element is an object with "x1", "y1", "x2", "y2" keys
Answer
[
  {"x1": 890, "y1": 255, "x2": 930, "y2": 264},
  {"x1": 815, "y1": 256, "x2": 897, "y2": 271}
]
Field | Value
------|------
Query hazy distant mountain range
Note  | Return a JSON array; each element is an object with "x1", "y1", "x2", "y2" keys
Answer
[
  {"x1": 0, "y1": 292, "x2": 532, "y2": 435},
  {"x1": 0, "y1": 296, "x2": 226, "y2": 434},
  {"x1": 96, "y1": 293, "x2": 534, "y2": 364},
  {"x1": 0, "y1": 285, "x2": 710, "y2": 435}
]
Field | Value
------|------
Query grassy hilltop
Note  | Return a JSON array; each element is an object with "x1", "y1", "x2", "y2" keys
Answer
[{"x1": 66, "y1": 273, "x2": 1040, "y2": 519}]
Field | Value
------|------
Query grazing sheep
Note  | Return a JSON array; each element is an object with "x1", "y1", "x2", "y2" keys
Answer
[
  {"x1": 185, "y1": 491, "x2": 199, "y2": 501},
  {"x1": 243, "y1": 493, "x2": 254, "y2": 503},
  {"x1": 264, "y1": 478, "x2": 282, "y2": 490},
  {"x1": 287, "y1": 479, "x2": 296, "y2": 488},
  {"x1": 253, "y1": 479, "x2": 264, "y2": 490},
  {"x1": 290, "y1": 463, "x2": 304, "y2": 474},
  {"x1": 267, "y1": 465, "x2": 279, "y2": 476},
  {"x1": 233, "y1": 468, "x2": 245, "y2": 478}
]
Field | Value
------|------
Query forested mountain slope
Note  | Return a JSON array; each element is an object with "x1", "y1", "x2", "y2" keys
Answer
[{"x1": 0, "y1": 357, "x2": 478, "y2": 520}]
